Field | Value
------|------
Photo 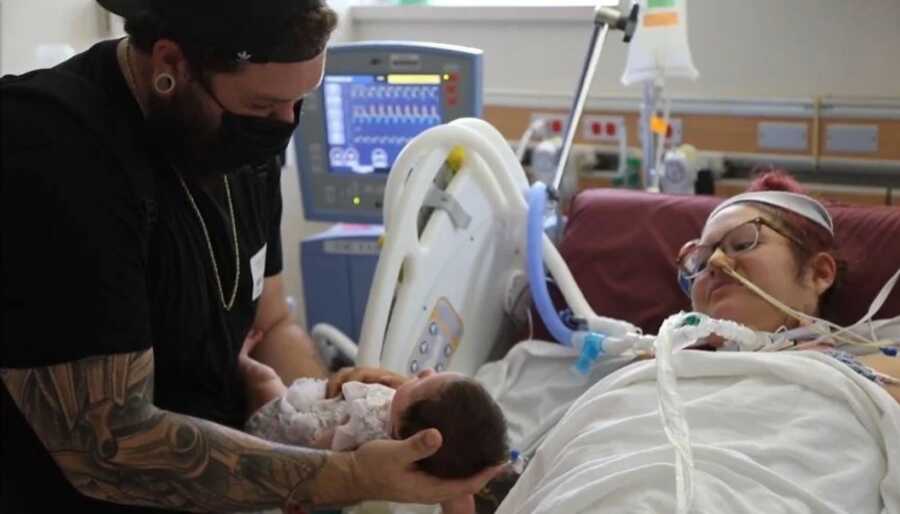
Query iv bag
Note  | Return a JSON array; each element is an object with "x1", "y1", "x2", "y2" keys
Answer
[{"x1": 622, "y1": 0, "x2": 699, "y2": 85}]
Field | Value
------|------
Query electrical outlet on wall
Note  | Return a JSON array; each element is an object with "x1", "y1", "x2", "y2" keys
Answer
[
  {"x1": 582, "y1": 115, "x2": 625, "y2": 142},
  {"x1": 530, "y1": 112, "x2": 568, "y2": 137}
]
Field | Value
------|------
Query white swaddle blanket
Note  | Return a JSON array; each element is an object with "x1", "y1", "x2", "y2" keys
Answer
[
  {"x1": 245, "y1": 379, "x2": 395, "y2": 451},
  {"x1": 495, "y1": 350, "x2": 900, "y2": 514}
]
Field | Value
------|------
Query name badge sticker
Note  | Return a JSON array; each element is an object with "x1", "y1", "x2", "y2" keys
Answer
[{"x1": 250, "y1": 244, "x2": 267, "y2": 301}]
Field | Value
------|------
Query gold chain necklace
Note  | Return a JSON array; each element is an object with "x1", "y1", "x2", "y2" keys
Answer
[
  {"x1": 178, "y1": 175, "x2": 241, "y2": 311},
  {"x1": 123, "y1": 42, "x2": 146, "y2": 114},
  {"x1": 124, "y1": 41, "x2": 241, "y2": 311}
]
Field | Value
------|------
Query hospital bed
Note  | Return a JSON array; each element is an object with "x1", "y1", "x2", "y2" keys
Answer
[
  {"x1": 493, "y1": 181, "x2": 900, "y2": 489},
  {"x1": 330, "y1": 120, "x2": 900, "y2": 511},
  {"x1": 324, "y1": 117, "x2": 900, "y2": 514},
  {"x1": 312, "y1": 0, "x2": 899, "y2": 507},
  {"x1": 533, "y1": 186, "x2": 900, "y2": 337},
  {"x1": 486, "y1": 185, "x2": 900, "y2": 512},
  {"x1": 346, "y1": 117, "x2": 900, "y2": 379}
]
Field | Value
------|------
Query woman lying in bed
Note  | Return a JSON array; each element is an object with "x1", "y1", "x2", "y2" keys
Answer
[
  {"x1": 492, "y1": 171, "x2": 900, "y2": 514},
  {"x1": 675, "y1": 171, "x2": 898, "y2": 401},
  {"x1": 327, "y1": 172, "x2": 898, "y2": 513}
]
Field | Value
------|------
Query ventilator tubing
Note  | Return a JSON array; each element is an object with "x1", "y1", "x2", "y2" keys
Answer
[
  {"x1": 527, "y1": 182, "x2": 575, "y2": 346},
  {"x1": 708, "y1": 249, "x2": 900, "y2": 351},
  {"x1": 527, "y1": 182, "x2": 628, "y2": 374}
]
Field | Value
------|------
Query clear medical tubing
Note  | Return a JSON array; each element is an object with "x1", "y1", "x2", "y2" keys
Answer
[{"x1": 527, "y1": 182, "x2": 575, "y2": 346}]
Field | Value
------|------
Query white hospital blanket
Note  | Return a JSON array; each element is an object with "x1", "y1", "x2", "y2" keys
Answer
[
  {"x1": 475, "y1": 339, "x2": 636, "y2": 456},
  {"x1": 496, "y1": 350, "x2": 900, "y2": 514}
]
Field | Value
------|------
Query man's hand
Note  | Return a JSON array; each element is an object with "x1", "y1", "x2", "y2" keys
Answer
[
  {"x1": 349, "y1": 428, "x2": 501, "y2": 504},
  {"x1": 326, "y1": 366, "x2": 409, "y2": 398},
  {"x1": 441, "y1": 494, "x2": 475, "y2": 514}
]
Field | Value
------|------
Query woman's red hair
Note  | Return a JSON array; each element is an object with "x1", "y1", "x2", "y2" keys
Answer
[
  {"x1": 744, "y1": 169, "x2": 843, "y2": 316},
  {"x1": 747, "y1": 169, "x2": 807, "y2": 194}
]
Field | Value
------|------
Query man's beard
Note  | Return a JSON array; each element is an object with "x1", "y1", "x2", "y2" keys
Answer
[{"x1": 145, "y1": 84, "x2": 226, "y2": 177}]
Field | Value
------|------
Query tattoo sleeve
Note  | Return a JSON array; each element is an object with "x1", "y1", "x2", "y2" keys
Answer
[{"x1": 0, "y1": 350, "x2": 337, "y2": 512}]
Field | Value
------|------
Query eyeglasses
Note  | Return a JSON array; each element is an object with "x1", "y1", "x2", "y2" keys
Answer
[{"x1": 676, "y1": 217, "x2": 804, "y2": 282}]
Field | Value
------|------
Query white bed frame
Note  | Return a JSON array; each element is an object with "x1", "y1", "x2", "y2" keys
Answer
[{"x1": 329, "y1": 118, "x2": 637, "y2": 377}]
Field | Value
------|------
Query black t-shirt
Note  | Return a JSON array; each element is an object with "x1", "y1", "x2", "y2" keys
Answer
[{"x1": 1, "y1": 40, "x2": 284, "y2": 513}]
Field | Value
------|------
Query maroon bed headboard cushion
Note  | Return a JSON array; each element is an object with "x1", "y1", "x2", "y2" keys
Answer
[{"x1": 536, "y1": 189, "x2": 900, "y2": 336}]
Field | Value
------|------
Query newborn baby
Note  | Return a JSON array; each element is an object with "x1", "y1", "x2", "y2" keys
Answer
[{"x1": 240, "y1": 336, "x2": 508, "y2": 479}]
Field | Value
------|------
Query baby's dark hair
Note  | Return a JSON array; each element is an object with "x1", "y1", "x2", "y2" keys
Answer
[{"x1": 398, "y1": 379, "x2": 508, "y2": 479}]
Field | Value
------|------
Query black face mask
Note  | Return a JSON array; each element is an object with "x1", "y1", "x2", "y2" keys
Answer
[
  {"x1": 146, "y1": 83, "x2": 301, "y2": 177},
  {"x1": 205, "y1": 94, "x2": 302, "y2": 173}
]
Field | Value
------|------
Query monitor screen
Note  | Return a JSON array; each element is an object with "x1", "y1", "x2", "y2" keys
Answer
[{"x1": 323, "y1": 74, "x2": 444, "y2": 175}]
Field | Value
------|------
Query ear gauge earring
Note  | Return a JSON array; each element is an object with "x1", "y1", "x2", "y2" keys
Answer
[{"x1": 153, "y1": 72, "x2": 176, "y2": 94}]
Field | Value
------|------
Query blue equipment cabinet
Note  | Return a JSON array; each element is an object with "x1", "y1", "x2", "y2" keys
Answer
[
  {"x1": 300, "y1": 224, "x2": 383, "y2": 343},
  {"x1": 294, "y1": 41, "x2": 482, "y2": 349}
]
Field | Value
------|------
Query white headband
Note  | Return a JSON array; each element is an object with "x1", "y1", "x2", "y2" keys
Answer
[{"x1": 708, "y1": 191, "x2": 834, "y2": 236}]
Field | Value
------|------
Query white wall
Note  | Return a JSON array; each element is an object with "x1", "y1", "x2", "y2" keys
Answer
[
  {"x1": 0, "y1": 0, "x2": 106, "y2": 74},
  {"x1": 351, "y1": 0, "x2": 900, "y2": 100},
  {"x1": 0, "y1": 0, "x2": 356, "y2": 75}
]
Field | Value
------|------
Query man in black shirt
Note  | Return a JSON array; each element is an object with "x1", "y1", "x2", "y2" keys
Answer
[{"x1": 0, "y1": 1, "x2": 495, "y2": 512}]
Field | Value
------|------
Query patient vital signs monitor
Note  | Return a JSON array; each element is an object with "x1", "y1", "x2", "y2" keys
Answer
[
  {"x1": 295, "y1": 42, "x2": 483, "y2": 224},
  {"x1": 296, "y1": 42, "x2": 483, "y2": 347}
]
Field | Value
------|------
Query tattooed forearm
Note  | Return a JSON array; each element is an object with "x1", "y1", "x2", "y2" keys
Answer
[{"x1": 0, "y1": 350, "x2": 334, "y2": 512}]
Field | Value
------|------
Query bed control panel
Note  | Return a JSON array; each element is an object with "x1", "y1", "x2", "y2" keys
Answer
[{"x1": 407, "y1": 297, "x2": 463, "y2": 374}]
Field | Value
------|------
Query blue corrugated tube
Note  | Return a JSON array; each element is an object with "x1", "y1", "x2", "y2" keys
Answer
[{"x1": 527, "y1": 182, "x2": 574, "y2": 346}]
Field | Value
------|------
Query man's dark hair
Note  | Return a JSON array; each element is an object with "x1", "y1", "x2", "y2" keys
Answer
[
  {"x1": 124, "y1": 3, "x2": 338, "y2": 75},
  {"x1": 398, "y1": 379, "x2": 508, "y2": 479}
]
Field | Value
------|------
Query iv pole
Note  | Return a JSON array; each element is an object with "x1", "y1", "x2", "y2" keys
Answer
[{"x1": 550, "y1": 2, "x2": 639, "y2": 195}]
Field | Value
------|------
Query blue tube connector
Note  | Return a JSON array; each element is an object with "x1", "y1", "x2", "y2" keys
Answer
[
  {"x1": 526, "y1": 182, "x2": 611, "y2": 376},
  {"x1": 509, "y1": 449, "x2": 527, "y2": 474},
  {"x1": 573, "y1": 331, "x2": 607, "y2": 375}
]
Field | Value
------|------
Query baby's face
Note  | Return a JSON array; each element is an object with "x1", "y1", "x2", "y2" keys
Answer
[{"x1": 390, "y1": 369, "x2": 464, "y2": 437}]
